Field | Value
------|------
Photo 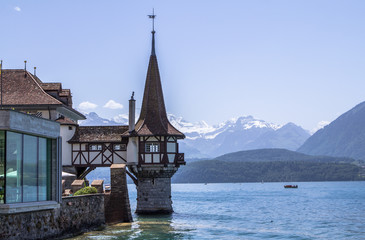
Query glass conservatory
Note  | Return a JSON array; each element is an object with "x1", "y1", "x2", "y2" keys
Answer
[{"x1": 0, "y1": 110, "x2": 61, "y2": 213}]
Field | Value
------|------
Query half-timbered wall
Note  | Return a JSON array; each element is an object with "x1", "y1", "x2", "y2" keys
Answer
[
  {"x1": 71, "y1": 142, "x2": 127, "y2": 167},
  {"x1": 138, "y1": 136, "x2": 180, "y2": 165}
]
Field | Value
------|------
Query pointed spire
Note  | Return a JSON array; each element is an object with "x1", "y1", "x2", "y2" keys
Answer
[
  {"x1": 133, "y1": 11, "x2": 184, "y2": 138},
  {"x1": 148, "y1": 9, "x2": 156, "y2": 56}
]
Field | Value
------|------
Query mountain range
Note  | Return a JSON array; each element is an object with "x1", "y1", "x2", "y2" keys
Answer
[
  {"x1": 83, "y1": 101, "x2": 365, "y2": 184},
  {"x1": 169, "y1": 115, "x2": 310, "y2": 158},
  {"x1": 79, "y1": 112, "x2": 311, "y2": 158},
  {"x1": 79, "y1": 112, "x2": 128, "y2": 126},
  {"x1": 172, "y1": 149, "x2": 364, "y2": 183},
  {"x1": 298, "y1": 101, "x2": 365, "y2": 161}
]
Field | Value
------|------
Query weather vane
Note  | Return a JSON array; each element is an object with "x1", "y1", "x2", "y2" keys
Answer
[{"x1": 148, "y1": 9, "x2": 156, "y2": 32}]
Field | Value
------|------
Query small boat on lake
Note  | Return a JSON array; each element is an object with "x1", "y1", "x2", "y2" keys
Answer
[{"x1": 284, "y1": 185, "x2": 298, "y2": 188}]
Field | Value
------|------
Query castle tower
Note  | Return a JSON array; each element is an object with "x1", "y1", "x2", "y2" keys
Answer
[{"x1": 126, "y1": 13, "x2": 185, "y2": 214}]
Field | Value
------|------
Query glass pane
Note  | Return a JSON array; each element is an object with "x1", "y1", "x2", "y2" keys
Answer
[
  {"x1": 167, "y1": 142, "x2": 176, "y2": 152},
  {"x1": 153, "y1": 154, "x2": 160, "y2": 163},
  {"x1": 23, "y1": 135, "x2": 38, "y2": 202},
  {"x1": 168, "y1": 154, "x2": 175, "y2": 163},
  {"x1": 6, "y1": 132, "x2": 22, "y2": 203},
  {"x1": 50, "y1": 139, "x2": 56, "y2": 201},
  {"x1": 38, "y1": 138, "x2": 48, "y2": 201},
  {"x1": 0, "y1": 131, "x2": 5, "y2": 203},
  {"x1": 145, "y1": 154, "x2": 152, "y2": 163}
]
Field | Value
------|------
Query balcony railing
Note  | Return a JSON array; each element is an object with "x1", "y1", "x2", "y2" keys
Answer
[
  {"x1": 176, "y1": 153, "x2": 185, "y2": 165},
  {"x1": 138, "y1": 152, "x2": 185, "y2": 165}
]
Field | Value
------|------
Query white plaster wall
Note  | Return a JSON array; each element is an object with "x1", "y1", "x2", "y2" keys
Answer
[
  {"x1": 60, "y1": 125, "x2": 76, "y2": 166},
  {"x1": 127, "y1": 137, "x2": 138, "y2": 163},
  {"x1": 114, "y1": 151, "x2": 127, "y2": 164}
]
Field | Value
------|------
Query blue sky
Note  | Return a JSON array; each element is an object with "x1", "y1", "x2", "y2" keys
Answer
[{"x1": 1, "y1": 1, "x2": 365, "y2": 131}]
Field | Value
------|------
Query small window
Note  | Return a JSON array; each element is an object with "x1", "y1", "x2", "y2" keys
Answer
[
  {"x1": 89, "y1": 144, "x2": 102, "y2": 151},
  {"x1": 113, "y1": 144, "x2": 126, "y2": 151},
  {"x1": 68, "y1": 126, "x2": 73, "y2": 130},
  {"x1": 145, "y1": 143, "x2": 159, "y2": 153}
]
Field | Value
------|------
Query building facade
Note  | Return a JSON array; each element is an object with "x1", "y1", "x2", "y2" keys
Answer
[{"x1": 0, "y1": 20, "x2": 185, "y2": 214}]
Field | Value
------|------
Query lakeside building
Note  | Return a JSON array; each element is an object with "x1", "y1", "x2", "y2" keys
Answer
[
  {"x1": 0, "y1": 68, "x2": 85, "y2": 210},
  {"x1": 123, "y1": 25, "x2": 185, "y2": 213},
  {"x1": 0, "y1": 110, "x2": 61, "y2": 211},
  {"x1": 0, "y1": 14, "x2": 185, "y2": 238}
]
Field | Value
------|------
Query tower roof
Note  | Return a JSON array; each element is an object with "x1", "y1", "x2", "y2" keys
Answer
[{"x1": 134, "y1": 29, "x2": 184, "y2": 138}]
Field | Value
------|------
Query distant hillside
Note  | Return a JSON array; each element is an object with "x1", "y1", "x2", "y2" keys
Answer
[
  {"x1": 215, "y1": 148, "x2": 359, "y2": 164},
  {"x1": 298, "y1": 101, "x2": 365, "y2": 161},
  {"x1": 172, "y1": 149, "x2": 365, "y2": 183}
]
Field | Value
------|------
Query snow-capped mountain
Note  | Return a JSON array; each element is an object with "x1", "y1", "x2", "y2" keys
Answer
[
  {"x1": 167, "y1": 113, "x2": 215, "y2": 137},
  {"x1": 168, "y1": 115, "x2": 310, "y2": 158},
  {"x1": 79, "y1": 112, "x2": 121, "y2": 126},
  {"x1": 79, "y1": 112, "x2": 310, "y2": 158}
]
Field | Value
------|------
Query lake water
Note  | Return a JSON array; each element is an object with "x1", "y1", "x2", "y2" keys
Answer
[{"x1": 69, "y1": 181, "x2": 365, "y2": 240}]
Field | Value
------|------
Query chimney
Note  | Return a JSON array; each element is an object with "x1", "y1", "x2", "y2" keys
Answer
[{"x1": 129, "y1": 92, "x2": 136, "y2": 132}]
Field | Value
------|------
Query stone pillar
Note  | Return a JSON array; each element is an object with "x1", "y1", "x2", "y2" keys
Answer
[
  {"x1": 104, "y1": 164, "x2": 133, "y2": 223},
  {"x1": 136, "y1": 177, "x2": 173, "y2": 214},
  {"x1": 71, "y1": 179, "x2": 85, "y2": 194},
  {"x1": 91, "y1": 180, "x2": 104, "y2": 193}
]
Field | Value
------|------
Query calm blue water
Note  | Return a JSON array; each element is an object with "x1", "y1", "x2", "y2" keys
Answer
[{"x1": 70, "y1": 182, "x2": 365, "y2": 240}]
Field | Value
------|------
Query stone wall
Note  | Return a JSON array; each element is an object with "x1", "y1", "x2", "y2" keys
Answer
[
  {"x1": 129, "y1": 164, "x2": 177, "y2": 214},
  {"x1": 136, "y1": 177, "x2": 173, "y2": 214},
  {"x1": 0, "y1": 194, "x2": 105, "y2": 240},
  {"x1": 104, "y1": 164, "x2": 133, "y2": 223}
]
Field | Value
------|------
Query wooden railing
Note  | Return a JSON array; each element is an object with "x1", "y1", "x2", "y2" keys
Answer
[{"x1": 176, "y1": 153, "x2": 185, "y2": 165}]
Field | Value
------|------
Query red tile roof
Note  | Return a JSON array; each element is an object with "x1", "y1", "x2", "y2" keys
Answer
[
  {"x1": 0, "y1": 69, "x2": 84, "y2": 120},
  {"x1": 69, "y1": 126, "x2": 129, "y2": 143},
  {"x1": 56, "y1": 116, "x2": 78, "y2": 126},
  {"x1": 60, "y1": 89, "x2": 71, "y2": 97},
  {"x1": 1, "y1": 69, "x2": 62, "y2": 105},
  {"x1": 40, "y1": 82, "x2": 62, "y2": 91}
]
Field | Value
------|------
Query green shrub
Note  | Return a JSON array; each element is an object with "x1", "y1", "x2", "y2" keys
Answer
[{"x1": 74, "y1": 186, "x2": 97, "y2": 196}]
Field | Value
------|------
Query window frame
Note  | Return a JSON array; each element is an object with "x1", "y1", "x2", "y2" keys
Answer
[
  {"x1": 89, "y1": 144, "x2": 103, "y2": 151},
  {"x1": 145, "y1": 142, "x2": 160, "y2": 153},
  {"x1": 1, "y1": 130, "x2": 54, "y2": 204},
  {"x1": 113, "y1": 144, "x2": 126, "y2": 151}
]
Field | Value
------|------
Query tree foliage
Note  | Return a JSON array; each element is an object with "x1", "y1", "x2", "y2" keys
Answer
[
  {"x1": 74, "y1": 186, "x2": 97, "y2": 196},
  {"x1": 173, "y1": 160, "x2": 365, "y2": 183}
]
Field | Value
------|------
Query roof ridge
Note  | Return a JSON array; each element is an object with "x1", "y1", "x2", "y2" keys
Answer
[{"x1": 26, "y1": 71, "x2": 63, "y2": 105}]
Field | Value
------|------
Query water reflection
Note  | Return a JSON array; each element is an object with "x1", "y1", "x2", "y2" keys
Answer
[{"x1": 70, "y1": 214, "x2": 193, "y2": 240}]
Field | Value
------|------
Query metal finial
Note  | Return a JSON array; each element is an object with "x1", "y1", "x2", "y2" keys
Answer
[
  {"x1": 34, "y1": 67, "x2": 37, "y2": 76},
  {"x1": 24, "y1": 60, "x2": 27, "y2": 71},
  {"x1": 148, "y1": 8, "x2": 156, "y2": 32},
  {"x1": 148, "y1": 9, "x2": 156, "y2": 56}
]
